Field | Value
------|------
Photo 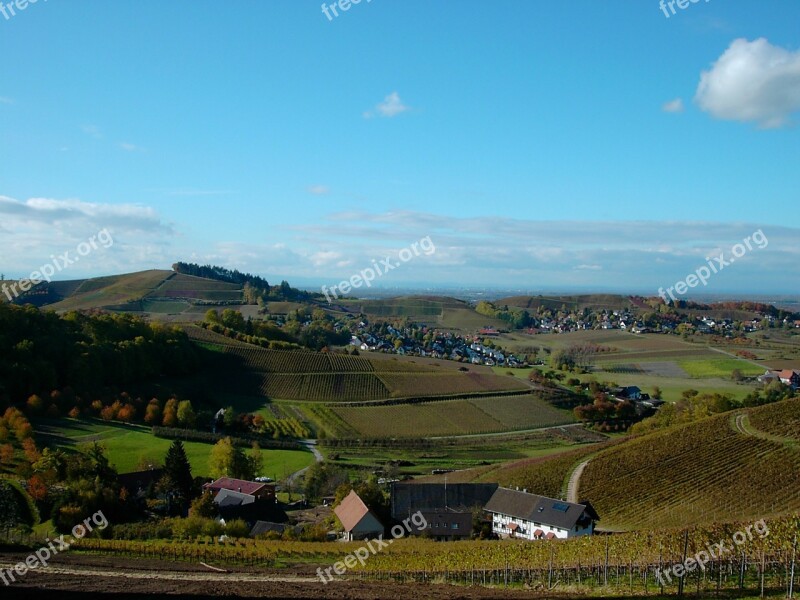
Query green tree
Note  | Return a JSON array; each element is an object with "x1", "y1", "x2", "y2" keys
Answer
[
  {"x1": 188, "y1": 491, "x2": 216, "y2": 518},
  {"x1": 164, "y1": 440, "x2": 194, "y2": 512},
  {"x1": 176, "y1": 400, "x2": 197, "y2": 428}
]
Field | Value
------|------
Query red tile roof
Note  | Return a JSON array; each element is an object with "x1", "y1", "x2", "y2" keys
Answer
[
  {"x1": 333, "y1": 490, "x2": 372, "y2": 532},
  {"x1": 204, "y1": 477, "x2": 266, "y2": 496}
]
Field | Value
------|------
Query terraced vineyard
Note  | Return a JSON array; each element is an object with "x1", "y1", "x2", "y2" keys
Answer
[
  {"x1": 192, "y1": 343, "x2": 529, "y2": 403},
  {"x1": 260, "y1": 373, "x2": 389, "y2": 402},
  {"x1": 475, "y1": 442, "x2": 607, "y2": 499},
  {"x1": 471, "y1": 394, "x2": 572, "y2": 429},
  {"x1": 333, "y1": 394, "x2": 573, "y2": 437},
  {"x1": 334, "y1": 400, "x2": 506, "y2": 437},
  {"x1": 377, "y1": 372, "x2": 528, "y2": 397},
  {"x1": 579, "y1": 402, "x2": 800, "y2": 531},
  {"x1": 747, "y1": 397, "x2": 800, "y2": 439}
]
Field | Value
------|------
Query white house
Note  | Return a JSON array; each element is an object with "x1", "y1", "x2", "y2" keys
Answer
[
  {"x1": 484, "y1": 488, "x2": 598, "y2": 540},
  {"x1": 333, "y1": 490, "x2": 384, "y2": 541}
]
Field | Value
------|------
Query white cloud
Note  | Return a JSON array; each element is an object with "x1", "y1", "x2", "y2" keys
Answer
[
  {"x1": 695, "y1": 38, "x2": 800, "y2": 128},
  {"x1": 119, "y1": 142, "x2": 144, "y2": 152},
  {"x1": 307, "y1": 185, "x2": 330, "y2": 195},
  {"x1": 662, "y1": 98, "x2": 684, "y2": 113},
  {"x1": 310, "y1": 250, "x2": 343, "y2": 267},
  {"x1": 0, "y1": 195, "x2": 175, "y2": 278},
  {"x1": 364, "y1": 92, "x2": 410, "y2": 119},
  {"x1": 81, "y1": 124, "x2": 103, "y2": 139}
]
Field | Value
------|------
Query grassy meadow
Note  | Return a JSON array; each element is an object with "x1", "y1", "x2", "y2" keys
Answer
[{"x1": 34, "y1": 418, "x2": 314, "y2": 478}]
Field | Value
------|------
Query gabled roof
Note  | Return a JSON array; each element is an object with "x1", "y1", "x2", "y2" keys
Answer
[
  {"x1": 391, "y1": 483, "x2": 499, "y2": 519},
  {"x1": 334, "y1": 490, "x2": 376, "y2": 532},
  {"x1": 484, "y1": 488, "x2": 597, "y2": 530},
  {"x1": 204, "y1": 477, "x2": 268, "y2": 496},
  {"x1": 214, "y1": 489, "x2": 256, "y2": 508}
]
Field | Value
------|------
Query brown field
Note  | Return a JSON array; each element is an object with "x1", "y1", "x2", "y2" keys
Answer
[{"x1": 377, "y1": 372, "x2": 528, "y2": 397}]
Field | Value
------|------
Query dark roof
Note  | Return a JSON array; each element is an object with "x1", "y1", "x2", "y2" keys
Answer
[
  {"x1": 117, "y1": 468, "x2": 165, "y2": 495},
  {"x1": 214, "y1": 489, "x2": 256, "y2": 508},
  {"x1": 484, "y1": 488, "x2": 597, "y2": 529},
  {"x1": 250, "y1": 521, "x2": 290, "y2": 537},
  {"x1": 391, "y1": 483, "x2": 499, "y2": 519}
]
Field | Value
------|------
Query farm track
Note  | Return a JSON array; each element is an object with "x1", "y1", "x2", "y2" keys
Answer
[{"x1": 566, "y1": 459, "x2": 590, "y2": 503}]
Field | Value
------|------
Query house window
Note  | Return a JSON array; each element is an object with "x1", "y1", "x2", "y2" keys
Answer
[{"x1": 451, "y1": 523, "x2": 459, "y2": 529}]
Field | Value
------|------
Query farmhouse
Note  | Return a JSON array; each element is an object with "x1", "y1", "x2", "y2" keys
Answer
[
  {"x1": 203, "y1": 477, "x2": 276, "y2": 502},
  {"x1": 777, "y1": 369, "x2": 800, "y2": 388},
  {"x1": 334, "y1": 490, "x2": 385, "y2": 541},
  {"x1": 759, "y1": 370, "x2": 800, "y2": 388},
  {"x1": 484, "y1": 488, "x2": 598, "y2": 540},
  {"x1": 391, "y1": 483, "x2": 499, "y2": 540},
  {"x1": 611, "y1": 386, "x2": 641, "y2": 401}
]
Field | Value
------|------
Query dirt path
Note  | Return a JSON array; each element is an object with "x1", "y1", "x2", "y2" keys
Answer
[
  {"x1": 731, "y1": 412, "x2": 797, "y2": 446},
  {"x1": 284, "y1": 439, "x2": 324, "y2": 488},
  {"x1": 0, "y1": 562, "x2": 318, "y2": 583},
  {"x1": 566, "y1": 459, "x2": 590, "y2": 503},
  {"x1": 0, "y1": 556, "x2": 543, "y2": 599}
]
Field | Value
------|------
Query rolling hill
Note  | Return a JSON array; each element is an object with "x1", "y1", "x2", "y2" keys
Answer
[
  {"x1": 11, "y1": 269, "x2": 245, "y2": 314},
  {"x1": 427, "y1": 397, "x2": 800, "y2": 531},
  {"x1": 191, "y1": 330, "x2": 530, "y2": 405}
]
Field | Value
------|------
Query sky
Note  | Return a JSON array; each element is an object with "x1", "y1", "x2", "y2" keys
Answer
[{"x1": 1, "y1": 0, "x2": 799, "y2": 296}]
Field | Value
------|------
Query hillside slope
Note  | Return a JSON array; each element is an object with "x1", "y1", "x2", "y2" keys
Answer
[{"x1": 579, "y1": 397, "x2": 800, "y2": 531}]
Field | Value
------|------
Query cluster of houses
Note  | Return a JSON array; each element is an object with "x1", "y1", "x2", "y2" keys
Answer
[
  {"x1": 758, "y1": 369, "x2": 800, "y2": 389},
  {"x1": 349, "y1": 325, "x2": 526, "y2": 367},
  {"x1": 335, "y1": 483, "x2": 598, "y2": 542}
]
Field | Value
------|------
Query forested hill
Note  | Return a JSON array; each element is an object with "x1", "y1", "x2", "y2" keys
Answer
[{"x1": 0, "y1": 303, "x2": 199, "y2": 410}]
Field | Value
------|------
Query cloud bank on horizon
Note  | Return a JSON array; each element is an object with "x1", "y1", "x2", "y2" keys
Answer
[{"x1": 1, "y1": 195, "x2": 797, "y2": 294}]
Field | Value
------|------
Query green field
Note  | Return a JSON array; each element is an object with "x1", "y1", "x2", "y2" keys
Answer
[
  {"x1": 678, "y1": 357, "x2": 765, "y2": 378},
  {"x1": 35, "y1": 418, "x2": 313, "y2": 478}
]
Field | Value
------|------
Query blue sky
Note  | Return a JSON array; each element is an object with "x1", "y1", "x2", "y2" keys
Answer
[{"x1": 1, "y1": 1, "x2": 799, "y2": 295}]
